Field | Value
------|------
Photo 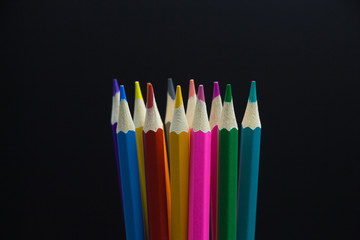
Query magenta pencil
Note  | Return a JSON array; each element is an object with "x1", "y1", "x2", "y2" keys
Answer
[
  {"x1": 188, "y1": 85, "x2": 211, "y2": 240},
  {"x1": 209, "y1": 82, "x2": 222, "y2": 240}
]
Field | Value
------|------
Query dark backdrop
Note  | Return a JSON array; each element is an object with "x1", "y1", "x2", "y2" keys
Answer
[{"x1": 2, "y1": 0, "x2": 360, "y2": 239}]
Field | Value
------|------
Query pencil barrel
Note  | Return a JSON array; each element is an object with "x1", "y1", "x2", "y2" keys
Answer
[
  {"x1": 143, "y1": 129, "x2": 170, "y2": 240},
  {"x1": 188, "y1": 130, "x2": 211, "y2": 240},
  {"x1": 165, "y1": 121, "x2": 171, "y2": 175},
  {"x1": 117, "y1": 131, "x2": 145, "y2": 240},
  {"x1": 112, "y1": 124, "x2": 126, "y2": 236},
  {"x1": 217, "y1": 128, "x2": 238, "y2": 240},
  {"x1": 169, "y1": 131, "x2": 189, "y2": 240},
  {"x1": 210, "y1": 125, "x2": 219, "y2": 240},
  {"x1": 135, "y1": 127, "x2": 149, "y2": 239},
  {"x1": 237, "y1": 126, "x2": 261, "y2": 240},
  {"x1": 112, "y1": 124, "x2": 122, "y2": 195}
]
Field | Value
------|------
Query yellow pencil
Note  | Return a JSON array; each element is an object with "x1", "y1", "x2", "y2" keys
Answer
[
  {"x1": 169, "y1": 86, "x2": 190, "y2": 240},
  {"x1": 133, "y1": 81, "x2": 149, "y2": 239}
]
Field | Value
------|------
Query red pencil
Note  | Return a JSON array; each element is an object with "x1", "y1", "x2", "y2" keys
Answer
[{"x1": 143, "y1": 83, "x2": 171, "y2": 240}]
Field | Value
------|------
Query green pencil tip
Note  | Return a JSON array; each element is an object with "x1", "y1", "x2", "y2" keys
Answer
[
  {"x1": 249, "y1": 81, "x2": 257, "y2": 102},
  {"x1": 224, "y1": 84, "x2": 232, "y2": 102}
]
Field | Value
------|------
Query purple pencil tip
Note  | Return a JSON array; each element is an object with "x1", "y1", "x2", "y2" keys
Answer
[
  {"x1": 197, "y1": 85, "x2": 205, "y2": 102},
  {"x1": 212, "y1": 81, "x2": 220, "y2": 99},
  {"x1": 113, "y1": 79, "x2": 119, "y2": 96}
]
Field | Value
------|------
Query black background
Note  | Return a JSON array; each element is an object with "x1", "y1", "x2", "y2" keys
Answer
[{"x1": 2, "y1": 0, "x2": 360, "y2": 239}]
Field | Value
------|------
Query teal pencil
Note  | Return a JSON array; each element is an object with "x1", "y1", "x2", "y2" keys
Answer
[{"x1": 237, "y1": 81, "x2": 262, "y2": 240}]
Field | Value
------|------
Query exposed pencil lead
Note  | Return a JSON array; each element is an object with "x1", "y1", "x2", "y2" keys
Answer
[
  {"x1": 135, "y1": 81, "x2": 143, "y2": 99},
  {"x1": 249, "y1": 81, "x2": 257, "y2": 102},
  {"x1": 212, "y1": 81, "x2": 220, "y2": 99},
  {"x1": 224, "y1": 84, "x2": 232, "y2": 102},
  {"x1": 197, "y1": 85, "x2": 205, "y2": 102},
  {"x1": 189, "y1": 79, "x2": 196, "y2": 98},
  {"x1": 168, "y1": 78, "x2": 176, "y2": 100},
  {"x1": 120, "y1": 85, "x2": 127, "y2": 101},
  {"x1": 175, "y1": 85, "x2": 183, "y2": 108},
  {"x1": 113, "y1": 78, "x2": 120, "y2": 96},
  {"x1": 147, "y1": 83, "x2": 154, "y2": 108}
]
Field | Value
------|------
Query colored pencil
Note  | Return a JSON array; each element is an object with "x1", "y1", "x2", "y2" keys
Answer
[
  {"x1": 133, "y1": 81, "x2": 149, "y2": 239},
  {"x1": 188, "y1": 85, "x2": 211, "y2": 240},
  {"x1": 110, "y1": 79, "x2": 126, "y2": 235},
  {"x1": 169, "y1": 85, "x2": 189, "y2": 240},
  {"x1": 165, "y1": 78, "x2": 176, "y2": 166},
  {"x1": 111, "y1": 79, "x2": 122, "y2": 193},
  {"x1": 237, "y1": 81, "x2": 262, "y2": 240},
  {"x1": 143, "y1": 83, "x2": 171, "y2": 240},
  {"x1": 209, "y1": 81, "x2": 222, "y2": 240},
  {"x1": 117, "y1": 85, "x2": 145, "y2": 240},
  {"x1": 185, "y1": 79, "x2": 196, "y2": 128},
  {"x1": 217, "y1": 84, "x2": 238, "y2": 240}
]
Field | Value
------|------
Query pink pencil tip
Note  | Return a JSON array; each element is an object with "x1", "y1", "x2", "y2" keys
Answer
[
  {"x1": 197, "y1": 85, "x2": 205, "y2": 102},
  {"x1": 147, "y1": 83, "x2": 154, "y2": 108},
  {"x1": 212, "y1": 81, "x2": 220, "y2": 99},
  {"x1": 188, "y1": 79, "x2": 196, "y2": 98}
]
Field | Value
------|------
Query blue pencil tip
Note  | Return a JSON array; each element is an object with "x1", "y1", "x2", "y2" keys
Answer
[
  {"x1": 119, "y1": 85, "x2": 127, "y2": 101},
  {"x1": 113, "y1": 79, "x2": 119, "y2": 96},
  {"x1": 249, "y1": 81, "x2": 257, "y2": 102},
  {"x1": 168, "y1": 78, "x2": 175, "y2": 100}
]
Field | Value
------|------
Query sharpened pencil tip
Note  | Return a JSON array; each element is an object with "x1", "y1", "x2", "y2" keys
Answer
[
  {"x1": 212, "y1": 81, "x2": 220, "y2": 99},
  {"x1": 119, "y1": 85, "x2": 127, "y2": 101},
  {"x1": 174, "y1": 85, "x2": 183, "y2": 108},
  {"x1": 249, "y1": 81, "x2": 257, "y2": 102},
  {"x1": 135, "y1": 81, "x2": 143, "y2": 99},
  {"x1": 113, "y1": 79, "x2": 119, "y2": 96},
  {"x1": 147, "y1": 83, "x2": 154, "y2": 108},
  {"x1": 197, "y1": 85, "x2": 205, "y2": 102},
  {"x1": 168, "y1": 78, "x2": 175, "y2": 100},
  {"x1": 224, "y1": 84, "x2": 232, "y2": 102},
  {"x1": 188, "y1": 79, "x2": 196, "y2": 98}
]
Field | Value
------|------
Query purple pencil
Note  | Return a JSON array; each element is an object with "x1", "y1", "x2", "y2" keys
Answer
[
  {"x1": 209, "y1": 82, "x2": 222, "y2": 240},
  {"x1": 111, "y1": 79, "x2": 125, "y2": 231}
]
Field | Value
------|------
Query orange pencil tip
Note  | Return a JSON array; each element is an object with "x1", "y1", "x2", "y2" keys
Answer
[{"x1": 188, "y1": 79, "x2": 196, "y2": 98}]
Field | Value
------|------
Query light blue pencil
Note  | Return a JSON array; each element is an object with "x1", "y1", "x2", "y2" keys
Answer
[
  {"x1": 237, "y1": 81, "x2": 262, "y2": 240},
  {"x1": 117, "y1": 85, "x2": 145, "y2": 240}
]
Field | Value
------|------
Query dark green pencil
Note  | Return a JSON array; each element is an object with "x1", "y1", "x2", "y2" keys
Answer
[{"x1": 217, "y1": 84, "x2": 239, "y2": 240}]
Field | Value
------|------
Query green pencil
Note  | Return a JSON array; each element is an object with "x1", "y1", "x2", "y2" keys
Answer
[
  {"x1": 217, "y1": 84, "x2": 239, "y2": 240},
  {"x1": 237, "y1": 81, "x2": 262, "y2": 240}
]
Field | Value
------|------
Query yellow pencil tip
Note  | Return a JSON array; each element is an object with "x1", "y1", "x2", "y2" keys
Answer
[
  {"x1": 135, "y1": 81, "x2": 143, "y2": 99},
  {"x1": 174, "y1": 85, "x2": 183, "y2": 108}
]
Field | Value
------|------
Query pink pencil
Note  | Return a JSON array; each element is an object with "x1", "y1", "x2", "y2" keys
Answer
[
  {"x1": 209, "y1": 82, "x2": 222, "y2": 240},
  {"x1": 188, "y1": 85, "x2": 211, "y2": 240}
]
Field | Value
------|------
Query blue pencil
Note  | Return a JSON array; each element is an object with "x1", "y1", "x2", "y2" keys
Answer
[
  {"x1": 237, "y1": 81, "x2": 262, "y2": 240},
  {"x1": 117, "y1": 85, "x2": 145, "y2": 240}
]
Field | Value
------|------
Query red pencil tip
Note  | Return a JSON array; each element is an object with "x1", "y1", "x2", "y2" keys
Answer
[{"x1": 147, "y1": 83, "x2": 154, "y2": 108}]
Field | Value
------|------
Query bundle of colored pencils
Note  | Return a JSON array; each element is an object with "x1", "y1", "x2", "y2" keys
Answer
[{"x1": 111, "y1": 79, "x2": 261, "y2": 240}]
